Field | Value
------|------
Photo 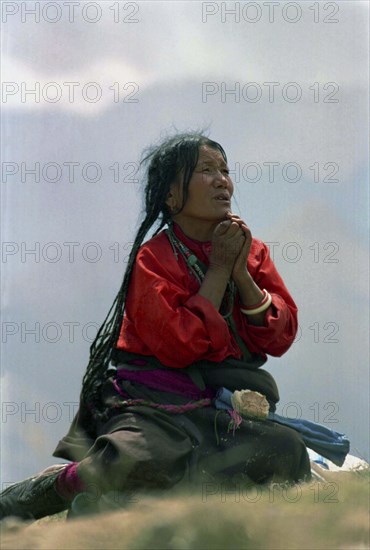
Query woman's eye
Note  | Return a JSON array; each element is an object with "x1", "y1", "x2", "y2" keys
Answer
[{"x1": 200, "y1": 166, "x2": 229, "y2": 175}]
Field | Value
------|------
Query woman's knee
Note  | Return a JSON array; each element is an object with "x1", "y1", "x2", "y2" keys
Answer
[{"x1": 77, "y1": 425, "x2": 193, "y2": 492}]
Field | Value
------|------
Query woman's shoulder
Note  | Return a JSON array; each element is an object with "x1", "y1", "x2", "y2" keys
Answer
[
  {"x1": 139, "y1": 230, "x2": 170, "y2": 255},
  {"x1": 133, "y1": 230, "x2": 188, "y2": 284},
  {"x1": 135, "y1": 230, "x2": 174, "y2": 267}
]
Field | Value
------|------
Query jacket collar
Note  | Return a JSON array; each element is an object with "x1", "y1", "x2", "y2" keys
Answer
[{"x1": 172, "y1": 223, "x2": 212, "y2": 263}]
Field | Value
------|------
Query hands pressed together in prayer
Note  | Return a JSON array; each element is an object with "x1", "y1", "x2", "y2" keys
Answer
[
  {"x1": 209, "y1": 212, "x2": 251, "y2": 280},
  {"x1": 199, "y1": 212, "x2": 269, "y2": 326}
]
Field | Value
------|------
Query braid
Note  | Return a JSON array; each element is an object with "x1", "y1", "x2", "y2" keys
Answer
[
  {"x1": 81, "y1": 210, "x2": 165, "y2": 409},
  {"x1": 80, "y1": 131, "x2": 227, "y2": 413}
]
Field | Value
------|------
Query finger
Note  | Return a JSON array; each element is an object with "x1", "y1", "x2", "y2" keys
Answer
[
  {"x1": 225, "y1": 221, "x2": 243, "y2": 237},
  {"x1": 226, "y1": 212, "x2": 240, "y2": 218},
  {"x1": 227, "y1": 214, "x2": 242, "y2": 224},
  {"x1": 229, "y1": 217, "x2": 249, "y2": 231},
  {"x1": 239, "y1": 223, "x2": 251, "y2": 236},
  {"x1": 240, "y1": 235, "x2": 252, "y2": 256},
  {"x1": 214, "y1": 219, "x2": 232, "y2": 236}
]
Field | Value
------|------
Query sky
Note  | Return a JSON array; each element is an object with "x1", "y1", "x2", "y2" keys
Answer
[{"x1": 1, "y1": 1, "x2": 369, "y2": 485}]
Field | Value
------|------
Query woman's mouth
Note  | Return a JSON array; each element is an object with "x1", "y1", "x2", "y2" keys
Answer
[{"x1": 214, "y1": 193, "x2": 230, "y2": 202}]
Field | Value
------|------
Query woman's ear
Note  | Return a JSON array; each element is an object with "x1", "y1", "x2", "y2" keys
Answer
[
  {"x1": 166, "y1": 176, "x2": 183, "y2": 214},
  {"x1": 165, "y1": 189, "x2": 177, "y2": 212}
]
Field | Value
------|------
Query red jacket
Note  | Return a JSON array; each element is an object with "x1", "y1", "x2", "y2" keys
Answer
[{"x1": 116, "y1": 224, "x2": 298, "y2": 368}]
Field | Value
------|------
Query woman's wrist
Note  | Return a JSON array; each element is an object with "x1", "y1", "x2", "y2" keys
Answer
[
  {"x1": 233, "y1": 269, "x2": 270, "y2": 327},
  {"x1": 208, "y1": 262, "x2": 233, "y2": 279},
  {"x1": 198, "y1": 265, "x2": 231, "y2": 311},
  {"x1": 233, "y1": 268, "x2": 255, "y2": 292}
]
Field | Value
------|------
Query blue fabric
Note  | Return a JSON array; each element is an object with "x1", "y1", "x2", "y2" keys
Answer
[
  {"x1": 268, "y1": 412, "x2": 350, "y2": 467},
  {"x1": 213, "y1": 387, "x2": 350, "y2": 467},
  {"x1": 214, "y1": 387, "x2": 234, "y2": 410}
]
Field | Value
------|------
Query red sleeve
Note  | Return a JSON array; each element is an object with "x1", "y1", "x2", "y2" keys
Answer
[
  {"x1": 121, "y1": 242, "x2": 232, "y2": 368},
  {"x1": 235, "y1": 239, "x2": 298, "y2": 357}
]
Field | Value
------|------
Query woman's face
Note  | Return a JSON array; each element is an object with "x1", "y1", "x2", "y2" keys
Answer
[{"x1": 168, "y1": 145, "x2": 234, "y2": 239}]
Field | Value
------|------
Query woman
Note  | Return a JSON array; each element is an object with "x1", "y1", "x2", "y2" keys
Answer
[{"x1": 0, "y1": 133, "x2": 311, "y2": 520}]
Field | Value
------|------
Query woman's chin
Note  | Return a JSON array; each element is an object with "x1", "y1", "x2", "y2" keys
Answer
[{"x1": 216, "y1": 204, "x2": 232, "y2": 217}]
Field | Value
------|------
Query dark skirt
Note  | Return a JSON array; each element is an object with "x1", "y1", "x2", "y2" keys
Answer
[{"x1": 53, "y1": 368, "x2": 311, "y2": 492}]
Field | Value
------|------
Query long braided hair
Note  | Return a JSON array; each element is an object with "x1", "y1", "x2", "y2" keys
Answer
[{"x1": 81, "y1": 132, "x2": 227, "y2": 413}]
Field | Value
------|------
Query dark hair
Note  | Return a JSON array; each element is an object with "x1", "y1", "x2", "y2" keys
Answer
[{"x1": 81, "y1": 132, "x2": 227, "y2": 410}]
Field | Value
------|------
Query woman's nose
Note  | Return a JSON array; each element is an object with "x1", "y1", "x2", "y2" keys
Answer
[{"x1": 214, "y1": 170, "x2": 228, "y2": 186}]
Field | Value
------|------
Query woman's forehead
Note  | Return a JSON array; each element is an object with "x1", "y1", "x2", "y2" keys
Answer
[{"x1": 197, "y1": 145, "x2": 227, "y2": 165}]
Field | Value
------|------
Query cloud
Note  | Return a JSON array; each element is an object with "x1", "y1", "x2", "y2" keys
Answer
[{"x1": 2, "y1": 2, "x2": 368, "y2": 115}]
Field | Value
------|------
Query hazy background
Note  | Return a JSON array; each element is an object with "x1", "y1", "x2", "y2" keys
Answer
[{"x1": 1, "y1": 1, "x2": 369, "y2": 485}]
